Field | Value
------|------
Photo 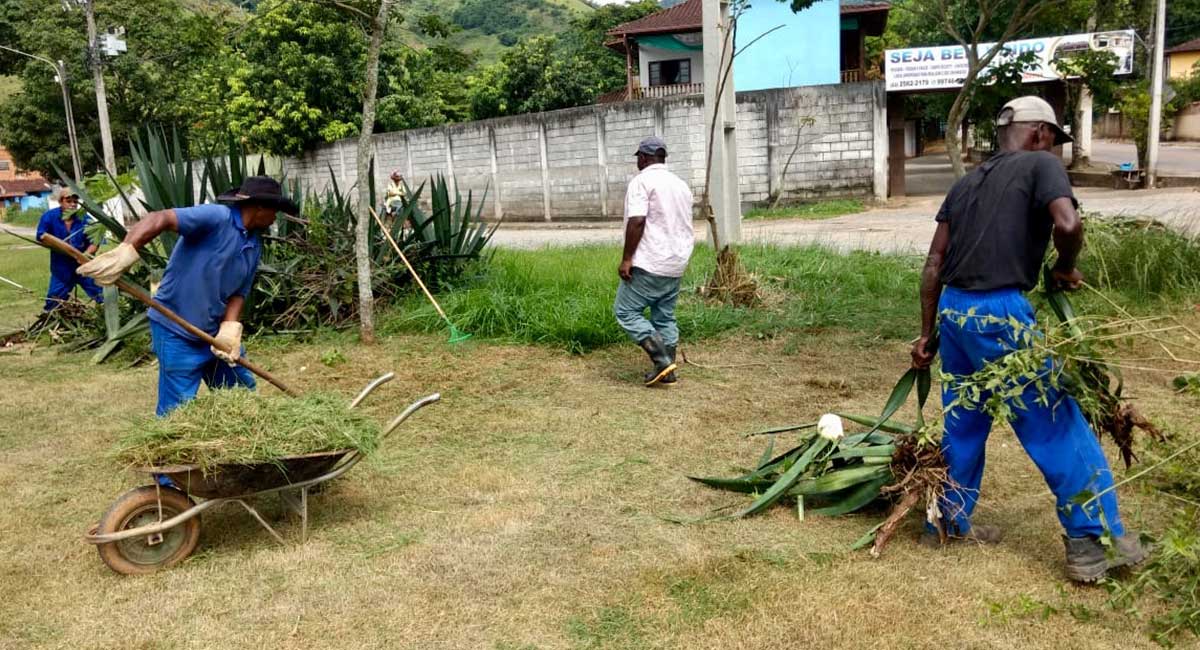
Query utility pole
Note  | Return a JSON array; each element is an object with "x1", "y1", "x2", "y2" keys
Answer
[
  {"x1": 702, "y1": 0, "x2": 741, "y2": 248},
  {"x1": 0, "y1": 45, "x2": 83, "y2": 180},
  {"x1": 1146, "y1": 0, "x2": 1166, "y2": 188},
  {"x1": 56, "y1": 60, "x2": 84, "y2": 181},
  {"x1": 1073, "y1": 13, "x2": 1098, "y2": 168},
  {"x1": 83, "y1": 0, "x2": 116, "y2": 176}
]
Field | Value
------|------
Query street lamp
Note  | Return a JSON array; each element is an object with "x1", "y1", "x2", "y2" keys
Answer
[{"x1": 0, "y1": 44, "x2": 84, "y2": 182}]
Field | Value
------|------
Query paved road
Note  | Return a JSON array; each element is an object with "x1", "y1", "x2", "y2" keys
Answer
[
  {"x1": 10, "y1": 188, "x2": 1195, "y2": 258},
  {"x1": 493, "y1": 186, "x2": 1200, "y2": 254},
  {"x1": 1085, "y1": 139, "x2": 1200, "y2": 175}
]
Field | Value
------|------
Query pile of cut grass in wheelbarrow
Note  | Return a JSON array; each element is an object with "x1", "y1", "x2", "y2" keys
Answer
[{"x1": 113, "y1": 389, "x2": 379, "y2": 474}]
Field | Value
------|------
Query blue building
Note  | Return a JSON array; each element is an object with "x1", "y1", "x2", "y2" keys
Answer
[
  {"x1": 0, "y1": 178, "x2": 52, "y2": 212},
  {"x1": 602, "y1": 0, "x2": 889, "y2": 101}
]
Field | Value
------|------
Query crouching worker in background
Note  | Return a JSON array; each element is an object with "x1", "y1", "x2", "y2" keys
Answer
[
  {"x1": 78, "y1": 177, "x2": 299, "y2": 416},
  {"x1": 36, "y1": 186, "x2": 104, "y2": 311},
  {"x1": 615, "y1": 136, "x2": 695, "y2": 387}
]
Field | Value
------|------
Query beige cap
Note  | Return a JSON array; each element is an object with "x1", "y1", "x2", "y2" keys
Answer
[{"x1": 996, "y1": 96, "x2": 1072, "y2": 145}]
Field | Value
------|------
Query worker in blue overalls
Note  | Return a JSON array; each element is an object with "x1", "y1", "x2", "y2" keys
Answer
[
  {"x1": 912, "y1": 97, "x2": 1148, "y2": 583},
  {"x1": 78, "y1": 177, "x2": 298, "y2": 416},
  {"x1": 35, "y1": 186, "x2": 104, "y2": 311}
]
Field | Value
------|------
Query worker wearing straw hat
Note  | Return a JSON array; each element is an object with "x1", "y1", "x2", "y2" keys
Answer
[
  {"x1": 912, "y1": 96, "x2": 1147, "y2": 582},
  {"x1": 78, "y1": 177, "x2": 299, "y2": 416},
  {"x1": 36, "y1": 185, "x2": 104, "y2": 311}
]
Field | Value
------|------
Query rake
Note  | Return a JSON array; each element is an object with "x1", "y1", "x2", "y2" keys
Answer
[{"x1": 369, "y1": 207, "x2": 471, "y2": 344}]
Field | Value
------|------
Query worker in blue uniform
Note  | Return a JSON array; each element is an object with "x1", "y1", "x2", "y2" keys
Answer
[
  {"x1": 78, "y1": 177, "x2": 298, "y2": 416},
  {"x1": 911, "y1": 97, "x2": 1148, "y2": 583},
  {"x1": 35, "y1": 187, "x2": 104, "y2": 311}
]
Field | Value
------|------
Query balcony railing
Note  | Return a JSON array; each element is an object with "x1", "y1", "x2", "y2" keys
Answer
[
  {"x1": 633, "y1": 82, "x2": 704, "y2": 100},
  {"x1": 841, "y1": 69, "x2": 864, "y2": 83}
]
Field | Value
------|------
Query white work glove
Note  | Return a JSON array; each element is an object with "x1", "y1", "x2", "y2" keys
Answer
[
  {"x1": 211, "y1": 321, "x2": 243, "y2": 366},
  {"x1": 77, "y1": 242, "x2": 140, "y2": 286}
]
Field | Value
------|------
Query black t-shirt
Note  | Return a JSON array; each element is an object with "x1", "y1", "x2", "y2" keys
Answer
[{"x1": 936, "y1": 150, "x2": 1077, "y2": 292}]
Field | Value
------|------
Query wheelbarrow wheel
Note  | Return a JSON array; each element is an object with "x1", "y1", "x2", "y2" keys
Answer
[{"x1": 95, "y1": 486, "x2": 200, "y2": 575}]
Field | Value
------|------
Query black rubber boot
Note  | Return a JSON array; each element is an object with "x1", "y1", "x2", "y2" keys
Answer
[
  {"x1": 659, "y1": 344, "x2": 678, "y2": 385},
  {"x1": 638, "y1": 334, "x2": 677, "y2": 386}
]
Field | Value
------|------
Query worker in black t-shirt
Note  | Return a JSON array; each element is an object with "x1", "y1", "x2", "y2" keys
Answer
[{"x1": 911, "y1": 96, "x2": 1148, "y2": 583}]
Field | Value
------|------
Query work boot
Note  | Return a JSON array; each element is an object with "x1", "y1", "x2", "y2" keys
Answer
[
  {"x1": 919, "y1": 524, "x2": 1003, "y2": 549},
  {"x1": 659, "y1": 344, "x2": 679, "y2": 385},
  {"x1": 1064, "y1": 534, "x2": 1152, "y2": 583},
  {"x1": 638, "y1": 334, "x2": 677, "y2": 387},
  {"x1": 1108, "y1": 533, "x2": 1151, "y2": 571},
  {"x1": 1063, "y1": 536, "x2": 1110, "y2": 583}
]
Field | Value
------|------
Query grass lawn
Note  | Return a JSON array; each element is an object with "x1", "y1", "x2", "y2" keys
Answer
[
  {"x1": 1, "y1": 326, "x2": 1194, "y2": 648},
  {"x1": 386, "y1": 244, "x2": 923, "y2": 352},
  {"x1": 2, "y1": 230, "x2": 1199, "y2": 647},
  {"x1": 0, "y1": 232, "x2": 48, "y2": 331},
  {"x1": 744, "y1": 199, "x2": 866, "y2": 221}
]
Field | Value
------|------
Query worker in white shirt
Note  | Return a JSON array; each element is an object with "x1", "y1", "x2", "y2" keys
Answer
[{"x1": 614, "y1": 136, "x2": 695, "y2": 387}]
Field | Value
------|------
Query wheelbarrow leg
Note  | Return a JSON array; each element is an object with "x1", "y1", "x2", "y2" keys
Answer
[
  {"x1": 278, "y1": 487, "x2": 310, "y2": 543},
  {"x1": 233, "y1": 499, "x2": 287, "y2": 545}
]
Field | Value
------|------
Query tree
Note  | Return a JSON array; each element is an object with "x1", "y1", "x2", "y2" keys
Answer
[
  {"x1": 896, "y1": 0, "x2": 1067, "y2": 177},
  {"x1": 465, "y1": 1, "x2": 662, "y2": 120},
  {"x1": 351, "y1": 0, "x2": 397, "y2": 345},
  {"x1": 0, "y1": 0, "x2": 235, "y2": 175},
  {"x1": 224, "y1": 1, "x2": 368, "y2": 155}
]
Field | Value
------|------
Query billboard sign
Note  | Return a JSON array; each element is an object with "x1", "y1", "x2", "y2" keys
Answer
[{"x1": 885, "y1": 30, "x2": 1135, "y2": 92}]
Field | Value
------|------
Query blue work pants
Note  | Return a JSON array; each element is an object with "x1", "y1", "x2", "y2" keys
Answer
[
  {"x1": 934, "y1": 286, "x2": 1124, "y2": 539},
  {"x1": 614, "y1": 268, "x2": 682, "y2": 346},
  {"x1": 44, "y1": 271, "x2": 104, "y2": 311},
  {"x1": 150, "y1": 321, "x2": 256, "y2": 416}
]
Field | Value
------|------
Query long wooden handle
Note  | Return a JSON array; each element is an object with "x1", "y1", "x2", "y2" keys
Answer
[
  {"x1": 369, "y1": 207, "x2": 450, "y2": 323},
  {"x1": 40, "y1": 234, "x2": 300, "y2": 397}
]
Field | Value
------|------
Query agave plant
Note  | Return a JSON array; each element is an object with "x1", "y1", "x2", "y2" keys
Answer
[
  {"x1": 56, "y1": 127, "x2": 270, "y2": 362},
  {"x1": 400, "y1": 174, "x2": 501, "y2": 288}
]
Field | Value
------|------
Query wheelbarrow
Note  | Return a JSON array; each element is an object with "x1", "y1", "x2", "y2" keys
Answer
[{"x1": 85, "y1": 373, "x2": 439, "y2": 575}]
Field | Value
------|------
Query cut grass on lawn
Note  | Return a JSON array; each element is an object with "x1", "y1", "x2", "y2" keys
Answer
[
  {"x1": 0, "y1": 326, "x2": 1194, "y2": 648},
  {"x1": 744, "y1": 199, "x2": 865, "y2": 221}
]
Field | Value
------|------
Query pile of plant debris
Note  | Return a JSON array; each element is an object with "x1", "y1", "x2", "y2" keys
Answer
[
  {"x1": 690, "y1": 365, "x2": 948, "y2": 557},
  {"x1": 114, "y1": 390, "x2": 379, "y2": 473}
]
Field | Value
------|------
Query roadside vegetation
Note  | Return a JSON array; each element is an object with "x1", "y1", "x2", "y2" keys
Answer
[{"x1": 743, "y1": 199, "x2": 866, "y2": 221}]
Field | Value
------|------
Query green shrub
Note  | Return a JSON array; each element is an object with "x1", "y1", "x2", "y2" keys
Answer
[{"x1": 1078, "y1": 218, "x2": 1200, "y2": 307}]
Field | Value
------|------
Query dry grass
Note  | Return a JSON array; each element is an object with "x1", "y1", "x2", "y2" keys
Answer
[{"x1": 0, "y1": 328, "x2": 1195, "y2": 649}]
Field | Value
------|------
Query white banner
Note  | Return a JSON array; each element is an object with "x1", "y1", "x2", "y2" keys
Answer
[{"x1": 885, "y1": 30, "x2": 1135, "y2": 92}]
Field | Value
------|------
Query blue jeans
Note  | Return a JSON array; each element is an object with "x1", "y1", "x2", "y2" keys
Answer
[
  {"x1": 614, "y1": 267, "x2": 682, "y2": 345},
  {"x1": 44, "y1": 271, "x2": 104, "y2": 311},
  {"x1": 933, "y1": 286, "x2": 1124, "y2": 538},
  {"x1": 150, "y1": 321, "x2": 256, "y2": 416}
]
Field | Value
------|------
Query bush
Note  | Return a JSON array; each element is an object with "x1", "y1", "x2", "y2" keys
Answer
[
  {"x1": 1078, "y1": 217, "x2": 1200, "y2": 308},
  {"x1": 249, "y1": 172, "x2": 497, "y2": 332}
]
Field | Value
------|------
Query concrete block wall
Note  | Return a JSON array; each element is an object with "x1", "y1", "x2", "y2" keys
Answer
[{"x1": 280, "y1": 81, "x2": 887, "y2": 222}]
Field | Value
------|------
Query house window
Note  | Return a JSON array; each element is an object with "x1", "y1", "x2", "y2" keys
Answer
[
  {"x1": 648, "y1": 59, "x2": 691, "y2": 86},
  {"x1": 0, "y1": 161, "x2": 9, "y2": 171}
]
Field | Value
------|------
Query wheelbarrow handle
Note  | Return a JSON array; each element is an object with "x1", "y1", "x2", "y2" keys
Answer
[
  {"x1": 38, "y1": 233, "x2": 300, "y2": 397},
  {"x1": 382, "y1": 393, "x2": 441, "y2": 439},
  {"x1": 350, "y1": 372, "x2": 395, "y2": 409}
]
